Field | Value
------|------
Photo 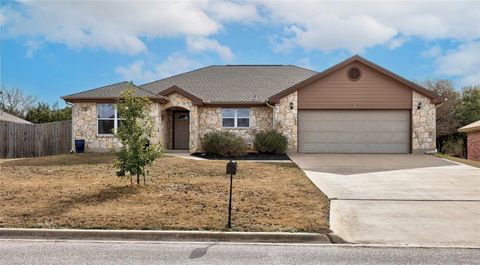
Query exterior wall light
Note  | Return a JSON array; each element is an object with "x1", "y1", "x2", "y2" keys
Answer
[
  {"x1": 289, "y1": 102, "x2": 294, "y2": 110},
  {"x1": 417, "y1": 102, "x2": 422, "y2": 110}
]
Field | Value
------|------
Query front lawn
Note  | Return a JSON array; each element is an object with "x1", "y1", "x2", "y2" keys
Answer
[
  {"x1": 0, "y1": 154, "x2": 329, "y2": 233},
  {"x1": 435, "y1": 153, "x2": 480, "y2": 168}
]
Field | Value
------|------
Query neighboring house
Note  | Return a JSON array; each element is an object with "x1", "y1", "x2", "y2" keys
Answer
[
  {"x1": 62, "y1": 55, "x2": 444, "y2": 154},
  {"x1": 0, "y1": 110, "x2": 32, "y2": 124},
  {"x1": 458, "y1": 120, "x2": 480, "y2": 161}
]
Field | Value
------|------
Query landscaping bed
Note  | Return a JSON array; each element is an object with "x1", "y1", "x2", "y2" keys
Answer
[
  {"x1": 0, "y1": 154, "x2": 329, "y2": 233},
  {"x1": 191, "y1": 152, "x2": 290, "y2": 161}
]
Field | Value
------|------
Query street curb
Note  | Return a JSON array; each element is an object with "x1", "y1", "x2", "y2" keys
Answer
[{"x1": 0, "y1": 228, "x2": 332, "y2": 243}]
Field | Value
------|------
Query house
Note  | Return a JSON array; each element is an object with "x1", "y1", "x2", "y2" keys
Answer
[
  {"x1": 61, "y1": 55, "x2": 444, "y2": 154},
  {"x1": 0, "y1": 110, "x2": 32, "y2": 124},
  {"x1": 458, "y1": 120, "x2": 480, "y2": 161}
]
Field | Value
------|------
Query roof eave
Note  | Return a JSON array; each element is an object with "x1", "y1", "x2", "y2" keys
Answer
[
  {"x1": 458, "y1": 127, "x2": 480, "y2": 133},
  {"x1": 61, "y1": 96, "x2": 169, "y2": 104},
  {"x1": 203, "y1": 101, "x2": 266, "y2": 107}
]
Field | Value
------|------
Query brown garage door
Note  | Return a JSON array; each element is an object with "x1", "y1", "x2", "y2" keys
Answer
[{"x1": 298, "y1": 110, "x2": 410, "y2": 153}]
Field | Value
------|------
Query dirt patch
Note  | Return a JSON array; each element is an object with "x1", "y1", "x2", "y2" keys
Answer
[{"x1": 0, "y1": 154, "x2": 329, "y2": 232}]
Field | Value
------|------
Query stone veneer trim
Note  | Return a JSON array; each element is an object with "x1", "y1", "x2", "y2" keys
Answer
[{"x1": 411, "y1": 91, "x2": 436, "y2": 152}]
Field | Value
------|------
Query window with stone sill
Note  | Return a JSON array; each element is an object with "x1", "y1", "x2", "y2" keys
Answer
[
  {"x1": 97, "y1": 104, "x2": 123, "y2": 135},
  {"x1": 222, "y1": 108, "x2": 250, "y2": 128}
]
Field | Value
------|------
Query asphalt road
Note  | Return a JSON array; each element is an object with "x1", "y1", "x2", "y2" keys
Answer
[{"x1": 0, "y1": 240, "x2": 479, "y2": 265}]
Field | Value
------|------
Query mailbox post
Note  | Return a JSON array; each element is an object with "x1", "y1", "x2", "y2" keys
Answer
[{"x1": 226, "y1": 160, "x2": 237, "y2": 228}]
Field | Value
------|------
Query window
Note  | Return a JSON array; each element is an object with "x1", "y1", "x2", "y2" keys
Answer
[
  {"x1": 222, "y1": 108, "x2": 250, "y2": 128},
  {"x1": 97, "y1": 104, "x2": 121, "y2": 135}
]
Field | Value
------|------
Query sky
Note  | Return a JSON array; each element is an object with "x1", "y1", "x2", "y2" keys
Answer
[{"x1": 1, "y1": 0, "x2": 479, "y2": 106}]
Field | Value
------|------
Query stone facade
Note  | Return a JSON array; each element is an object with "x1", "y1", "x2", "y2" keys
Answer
[
  {"x1": 161, "y1": 93, "x2": 198, "y2": 152},
  {"x1": 412, "y1": 91, "x2": 436, "y2": 152},
  {"x1": 466, "y1": 131, "x2": 480, "y2": 161},
  {"x1": 274, "y1": 91, "x2": 298, "y2": 152},
  {"x1": 72, "y1": 89, "x2": 436, "y2": 154},
  {"x1": 197, "y1": 106, "x2": 273, "y2": 150},
  {"x1": 72, "y1": 102, "x2": 162, "y2": 152}
]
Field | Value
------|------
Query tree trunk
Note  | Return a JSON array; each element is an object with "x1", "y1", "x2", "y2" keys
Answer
[{"x1": 137, "y1": 173, "x2": 140, "y2": 185}]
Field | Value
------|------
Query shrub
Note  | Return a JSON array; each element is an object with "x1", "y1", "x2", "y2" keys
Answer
[
  {"x1": 442, "y1": 134, "x2": 466, "y2": 158},
  {"x1": 254, "y1": 131, "x2": 288, "y2": 154},
  {"x1": 201, "y1": 131, "x2": 246, "y2": 157}
]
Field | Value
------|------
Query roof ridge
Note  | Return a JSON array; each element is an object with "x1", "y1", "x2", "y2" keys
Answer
[
  {"x1": 140, "y1": 65, "x2": 214, "y2": 88},
  {"x1": 286, "y1": 64, "x2": 318, "y2": 74}
]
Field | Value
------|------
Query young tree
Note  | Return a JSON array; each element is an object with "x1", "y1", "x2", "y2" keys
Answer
[
  {"x1": 0, "y1": 86, "x2": 36, "y2": 117},
  {"x1": 114, "y1": 89, "x2": 162, "y2": 185}
]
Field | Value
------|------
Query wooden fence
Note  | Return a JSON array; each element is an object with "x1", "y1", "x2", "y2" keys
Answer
[{"x1": 0, "y1": 120, "x2": 72, "y2": 158}]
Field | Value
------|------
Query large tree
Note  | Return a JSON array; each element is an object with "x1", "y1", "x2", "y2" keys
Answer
[
  {"x1": 114, "y1": 89, "x2": 162, "y2": 185},
  {"x1": 0, "y1": 86, "x2": 36, "y2": 117},
  {"x1": 457, "y1": 85, "x2": 480, "y2": 126},
  {"x1": 25, "y1": 102, "x2": 72, "y2": 123},
  {"x1": 422, "y1": 80, "x2": 461, "y2": 152}
]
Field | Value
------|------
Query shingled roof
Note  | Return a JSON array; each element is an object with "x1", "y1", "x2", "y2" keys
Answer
[
  {"x1": 62, "y1": 81, "x2": 168, "y2": 103},
  {"x1": 458, "y1": 120, "x2": 480, "y2": 133},
  {"x1": 140, "y1": 65, "x2": 318, "y2": 103}
]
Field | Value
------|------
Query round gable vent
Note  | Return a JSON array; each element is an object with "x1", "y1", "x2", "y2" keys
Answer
[{"x1": 347, "y1": 67, "x2": 361, "y2": 81}]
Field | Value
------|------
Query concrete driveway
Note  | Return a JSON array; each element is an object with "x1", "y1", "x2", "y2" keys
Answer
[{"x1": 289, "y1": 154, "x2": 480, "y2": 246}]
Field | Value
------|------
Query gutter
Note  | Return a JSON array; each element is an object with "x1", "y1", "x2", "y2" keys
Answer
[{"x1": 65, "y1": 101, "x2": 75, "y2": 153}]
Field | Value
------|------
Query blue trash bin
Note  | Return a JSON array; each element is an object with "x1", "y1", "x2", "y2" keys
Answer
[{"x1": 74, "y1": 139, "x2": 85, "y2": 153}]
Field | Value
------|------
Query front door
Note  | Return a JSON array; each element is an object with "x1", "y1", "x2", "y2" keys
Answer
[{"x1": 173, "y1": 111, "x2": 189, "y2": 150}]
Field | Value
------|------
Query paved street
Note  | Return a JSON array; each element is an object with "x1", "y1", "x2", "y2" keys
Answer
[
  {"x1": 290, "y1": 154, "x2": 480, "y2": 246},
  {"x1": 0, "y1": 240, "x2": 479, "y2": 265}
]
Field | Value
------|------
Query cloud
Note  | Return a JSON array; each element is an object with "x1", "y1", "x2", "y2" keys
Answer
[
  {"x1": 115, "y1": 53, "x2": 200, "y2": 83},
  {"x1": 421, "y1": 45, "x2": 442, "y2": 58},
  {"x1": 24, "y1": 39, "x2": 41, "y2": 58},
  {"x1": 187, "y1": 37, "x2": 234, "y2": 62},
  {"x1": 298, "y1": 57, "x2": 313, "y2": 69},
  {"x1": 435, "y1": 42, "x2": 480, "y2": 85},
  {"x1": 0, "y1": 7, "x2": 8, "y2": 27},
  {"x1": 259, "y1": 1, "x2": 480, "y2": 53},
  {"x1": 2, "y1": 1, "x2": 260, "y2": 55},
  {"x1": 208, "y1": 1, "x2": 261, "y2": 23}
]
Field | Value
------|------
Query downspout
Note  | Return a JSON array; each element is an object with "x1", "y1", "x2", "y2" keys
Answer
[
  {"x1": 265, "y1": 100, "x2": 275, "y2": 131},
  {"x1": 65, "y1": 101, "x2": 75, "y2": 152}
]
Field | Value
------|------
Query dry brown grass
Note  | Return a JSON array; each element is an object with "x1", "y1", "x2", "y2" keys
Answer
[
  {"x1": 435, "y1": 153, "x2": 480, "y2": 168},
  {"x1": 0, "y1": 154, "x2": 329, "y2": 232}
]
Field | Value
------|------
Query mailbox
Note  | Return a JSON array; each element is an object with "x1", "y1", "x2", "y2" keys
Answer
[{"x1": 226, "y1": 160, "x2": 237, "y2": 175}]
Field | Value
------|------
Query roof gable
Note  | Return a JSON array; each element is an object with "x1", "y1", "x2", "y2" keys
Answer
[
  {"x1": 269, "y1": 55, "x2": 445, "y2": 104},
  {"x1": 159, "y1": 86, "x2": 204, "y2": 105}
]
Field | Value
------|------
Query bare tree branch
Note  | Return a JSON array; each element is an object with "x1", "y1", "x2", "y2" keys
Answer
[{"x1": 0, "y1": 86, "x2": 37, "y2": 118}]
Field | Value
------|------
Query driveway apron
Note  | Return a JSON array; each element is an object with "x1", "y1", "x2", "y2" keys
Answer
[{"x1": 289, "y1": 154, "x2": 480, "y2": 246}]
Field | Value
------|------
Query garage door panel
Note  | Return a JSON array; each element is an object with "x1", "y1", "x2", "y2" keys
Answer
[{"x1": 298, "y1": 110, "x2": 410, "y2": 153}]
